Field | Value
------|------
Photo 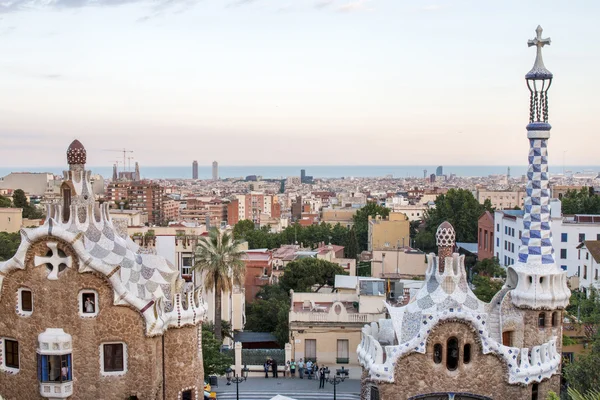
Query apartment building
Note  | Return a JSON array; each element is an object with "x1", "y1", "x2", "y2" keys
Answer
[
  {"x1": 576, "y1": 240, "x2": 600, "y2": 293},
  {"x1": 0, "y1": 208, "x2": 22, "y2": 233},
  {"x1": 321, "y1": 207, "x2": 357, "y2": 229},
  {"x1": 181, "y1": 197, "x2": 227, "y2": 228},
  {"x1": 106, "y1": 181, "x2": 165, "y2": 225},
  {"x1": 477, "y1": 189, "x2": 526, "y2": 210},
  {"x1": 477, "y1": 211, "x2": 495, "y2": 260},
  {"x1": 243, "y1": 249, "x2": 273, "y2": 303},
  {"x1": 368, "y1": 213, "x2": 410, "y2": 251},
  {"x1": 227, "y1": 193, "x2": 281, "y2": 226},
  {"x1": 289, "y1": 276, "x2": 387, "y2": 379},
  {"x1": 494, "y1": 201, "x2": 600, "y2": 277}
]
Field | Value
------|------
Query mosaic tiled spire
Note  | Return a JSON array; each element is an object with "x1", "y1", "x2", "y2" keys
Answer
[{"x1": 518, "y1": 26, "x2": 554, "y2": 266}]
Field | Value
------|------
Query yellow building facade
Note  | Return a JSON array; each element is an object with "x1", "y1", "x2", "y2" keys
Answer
[{"x1": 368, "y1": 212, "x2": 410, "y2": 251}]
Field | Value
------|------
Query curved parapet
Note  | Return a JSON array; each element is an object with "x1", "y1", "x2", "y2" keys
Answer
[
  {"x1": 507, "y1": 262, "x2": 570, "y2": 310},
  {"x1": 356, "y1": 308, "x2": 561, "y2": 385}
]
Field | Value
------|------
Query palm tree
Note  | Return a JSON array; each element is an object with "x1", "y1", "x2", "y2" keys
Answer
[{"x1": 193, "y1": 228, "x2": 245, "y2": 343}]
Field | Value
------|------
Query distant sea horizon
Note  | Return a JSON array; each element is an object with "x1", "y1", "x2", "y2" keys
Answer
[{"x1": 1, "y1": 165, "x2": 599, "y2": 180}]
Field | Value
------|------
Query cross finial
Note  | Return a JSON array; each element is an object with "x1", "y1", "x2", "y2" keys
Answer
[
  {"x1": 528, "y1": 25, "x2": 551, "y2": 49},
  {"x1": 526, "y1": 25, "x2": 553, "y2": 80}
]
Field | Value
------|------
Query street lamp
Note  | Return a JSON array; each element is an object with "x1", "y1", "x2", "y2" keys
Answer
[
  {"x1": 225, "y1": 365, "x2": 249, "y2": 400},
  {"x1": 324, "y1": 366, "x2": 349, "y2": 400}
]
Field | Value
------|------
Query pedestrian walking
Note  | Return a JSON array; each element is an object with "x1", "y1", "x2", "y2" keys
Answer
[
  {"x1": 298, "y1": 358, "x2": 305, "y2": 379},
  {"x1": 319, "y1": 366, "x2": 326, "y2": 389},
  {"x1": 272, "y1": 358, "x2": 278, "y2": 378},
  {"x1": 264, "y1": 360, "x2": 270, "y2": 379},
  {"x1": 290, "y1": 359, "x2": 296, "y2": 378},
  {"x1": 285, "y1": 361, "x2": 290, "y2": 378}
]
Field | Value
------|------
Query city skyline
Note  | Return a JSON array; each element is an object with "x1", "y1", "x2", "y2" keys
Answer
[{"x1": 0, "y1": 0, "x2": 598, "y2": 167}]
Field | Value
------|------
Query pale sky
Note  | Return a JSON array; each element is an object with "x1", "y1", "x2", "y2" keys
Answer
[{"x1": 0, "y1": 0, "x2": 598, "y2": 167}]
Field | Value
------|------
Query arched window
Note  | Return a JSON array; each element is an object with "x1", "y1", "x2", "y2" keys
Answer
[
  {"x1": 552, "y1": 312, "x2": 559, "y2": 327},
  {"x1": 531, "y1": 383, "x2": 539, "y2": 400},
  {"x1": 538, "y1": 312, "x2": 546, "y2": 328},
  {"x1": 433, "y1": 344, "x2": 442, "y2": 364},
  {"x1": 446, "y1": 337, "x2": 459, "y2": 371},
  {"x1": 463, "y1": 343, "x2": 471, "y2": 364}
]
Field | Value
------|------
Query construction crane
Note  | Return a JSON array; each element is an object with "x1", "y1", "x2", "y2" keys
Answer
[{"x1": 103, "y1": 148, "x2": 134, "y2": 172}]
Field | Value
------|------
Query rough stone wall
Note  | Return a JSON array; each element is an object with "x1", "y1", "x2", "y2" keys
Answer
[
  {"x1": 500, "y1": 292, "x2": 526, "y2": 347},
  {"x1": 521, "y1": 309, "x2": 562, "y2": 350},
  {"x1": 0, "y1": 237, "x2": 202, "y2": 400},
  {"x1": 369, "y1": 321, "x2": 558, "y2": 400},
  {"x1": 164, "y1": 325, "x2": 204, "y2": 399}
]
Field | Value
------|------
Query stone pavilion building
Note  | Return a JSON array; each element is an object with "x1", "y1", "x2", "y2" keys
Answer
[
  {"x1": 357, "y1": 26, "x2": 571, "y2": 400},
  {"x1": 0, "y1": 140, "x2": 206, "y2": 400}
]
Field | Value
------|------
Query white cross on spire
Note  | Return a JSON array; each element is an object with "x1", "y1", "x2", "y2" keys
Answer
[
  {"x1": 526, "y1": 25, "x2": 552, "y2": 79},
  {"x1": 528, "y1": 25, "x2": 551, "y2": 49}
]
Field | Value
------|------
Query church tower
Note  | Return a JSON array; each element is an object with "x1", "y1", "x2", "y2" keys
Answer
[
  {"x1": 357, "y1": 27, "x2": 569, "y2": 400},
  {"x1": 507, "y1": 26, "x2": 570, "y2": 312}
]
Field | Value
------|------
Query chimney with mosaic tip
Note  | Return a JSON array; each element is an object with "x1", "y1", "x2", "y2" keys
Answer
[
  {"x1": 61, "y1": 139, "x2": 96, "y2": 223},
  {"x1": 506, "y1": 26, "x2": 570, "y2": 310},
  {"x1": 436, "y1": 221, "x2": 455, "y2": 273},
  {"x1": 66, "y1": 139, "x2": 87, "y2": 168}
]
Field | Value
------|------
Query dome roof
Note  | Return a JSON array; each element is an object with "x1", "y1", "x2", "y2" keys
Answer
[
  {"x1": 436, "y1": 221, "x2": 455, "y2": 247},
  {"x1": 67, "y1": 139, "x2": 86, "y2": 165}
]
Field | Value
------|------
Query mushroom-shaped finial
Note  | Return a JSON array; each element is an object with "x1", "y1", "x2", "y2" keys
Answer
[
  {"x1": 436, "y1": 221, "x2": 456, "y2": 248},
  {"x1": 67, "y1": 139, "x2": 86, "y2": 165}
]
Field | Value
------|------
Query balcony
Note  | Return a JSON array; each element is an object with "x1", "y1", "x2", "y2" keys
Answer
[{"x1": 40, "y1": 382, "x2": 73, "y2": 399}]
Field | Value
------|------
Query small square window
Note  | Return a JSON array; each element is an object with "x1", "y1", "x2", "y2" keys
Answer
[
  {"x1": 579, "y1": 233, "x2": 586, "y2": 243},
  {"x1": 561, "y1": 265, "x2": 567, "y2": 271},
  {"x1": 79, "y1": 290, "x2": 99, "y2": 318},
  {"x1": 560, "y1": 249, "x2": 567, "y2": 259},
  {"x1": 561, "y1": 233, "x2": 568, "y2": 243},
  {"x1": 101, "y1": 343, "x2": 127, "y2": 375}
]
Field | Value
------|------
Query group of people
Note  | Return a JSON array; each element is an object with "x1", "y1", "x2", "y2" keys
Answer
[{"x1": 263, "y1": 358, "x2": 329, "y2": 388}]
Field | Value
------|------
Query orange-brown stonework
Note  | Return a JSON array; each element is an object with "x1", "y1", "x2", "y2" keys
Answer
[
  {"x1": 0, "y1": 238, "x2": 204, "y2": 399},
  {"x1": 364, "y1": 322, "x2": 560, "y2": 400}
]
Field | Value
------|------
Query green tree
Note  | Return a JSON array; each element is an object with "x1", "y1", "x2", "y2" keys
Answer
[
  {"x1": 356, "y1": 261, "x2": 371, "y2": 277},
  {"x1": 0, "y1": 232, "x2": 21, "y2": 261},
  {"x1": 561, "y1": 187, "x2": 600, "y2": 215},
  {"x1": 193, "y1": 228, "x2": 245, "y2": 342},
  {"x1": 12, "y1": 189, "x2": 28, "y2": 209},
  {"x1": 423, "y1": 189, "x2": 486, "y2": 243},
  {"x1": 0, "y1": 195, "x2": 11, "y2": 208},
  {"x1": 11, "y1": 189, "x2": 43, "y2": 219},
  {"x1": 232, "y1": 219, "x2": 255, "y2": 240},
  {"x1": 344, "y1": 226, "x2": 359, "y2": 259},
  {"x1": 244, "y1": 285, "x2": 290, "y2": 347},
  {"x1": 201, "y1": 326, "x2": 233, "y2": 376},
  {"x1": 482, "y1": 198, "x2": 495, "y2": 213},
  {"x1": 472, "y1": 257, "x2": 505, "y2": 278},
  {"x1": 472, "y1": 275, "x2": 504, "y2": 302},
  {"x1": 353, "y1": 203, "x2": 390, "y2": 252},
  {"x1": 564, "y1": 336, "x2": 600, "y2": 396},
  {"x1": 414, "y1": 231, "x2": 436, "y2": 253},
  {"x1": 279, "y1": 257, "x2": 347, "y2": 293}
]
